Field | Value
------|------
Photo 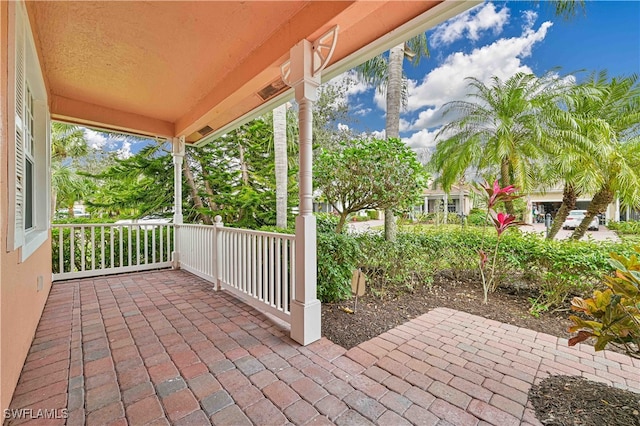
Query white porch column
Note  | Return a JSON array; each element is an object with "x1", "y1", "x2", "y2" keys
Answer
[
  {"x1": 287, "y1": 39, "x2": 322, "y2": 345},
  {"x1": 172, "y1": 136, "x2": 185, "y2": 268}
]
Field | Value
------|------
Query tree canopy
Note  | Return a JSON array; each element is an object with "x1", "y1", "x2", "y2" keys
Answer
[{"x1": 314, "y1": 137, "x2": 427, "y2": 233}]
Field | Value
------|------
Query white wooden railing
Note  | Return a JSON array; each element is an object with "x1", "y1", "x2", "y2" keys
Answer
[
  {"x1": 178, "y1": 221, "x2": 295, "y2": 323},
  {"x1": 52, "y1": 223, "x2": 174, "y2": 281}
]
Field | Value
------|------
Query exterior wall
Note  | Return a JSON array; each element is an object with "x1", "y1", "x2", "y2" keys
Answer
[{"x1": 0, "y1": 1, "x2": 53, "y2": 411}]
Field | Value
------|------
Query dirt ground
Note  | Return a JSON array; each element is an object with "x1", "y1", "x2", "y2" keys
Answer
[{"x1": 321, "y1": 272, "x2": 640, "y2": 426}]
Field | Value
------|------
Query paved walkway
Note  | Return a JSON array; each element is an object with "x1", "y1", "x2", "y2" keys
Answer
[{"x1": 6, "y1": 270, "x2": 639, "y2": 425}]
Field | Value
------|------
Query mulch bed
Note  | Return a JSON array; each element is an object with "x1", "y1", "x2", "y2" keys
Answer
[
  {"x1": 320, "y1": 271, "x2": 640, "y2": 426},
  {"x1": 529, "y1": 376, "x2": 640, "y2": 425}
]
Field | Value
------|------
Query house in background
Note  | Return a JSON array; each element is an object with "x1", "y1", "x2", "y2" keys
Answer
[
  {"x1": 524, "y1": 185, "x2": 622, "y2": 225},
  {"x1": 0, "y1": 0, "x2": 477, "y2": 412},
  {"x1": 417, "y1": 183, "x2": 474, "y2": 217}
]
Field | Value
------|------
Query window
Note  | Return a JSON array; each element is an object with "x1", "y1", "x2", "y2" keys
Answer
[{"x1": 9, "y1": 1, "x2": 50, "y2": 260}]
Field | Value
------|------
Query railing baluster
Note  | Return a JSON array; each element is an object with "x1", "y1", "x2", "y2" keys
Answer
[
  {"x1": 80, "y1": 226, "x2": 86, "y2": 272},
  {"x1": 127, "y1": 226, "x2": 132, "y2": 267},
  {"x1": 58, "y1": 227, "x2": 64, "y2": 273},
  {"x1": 136, "y1": 225, "x2": 141, "y2": 265},
  {"x1": 283, "y1": 239, "x2": 289, "y2": 314},
  {"x1": 101, "y1": 226, "x2": 105, "y2": 270},
  {"x1": 160, "y1": 225, "x2": 164, "y2": 262},
  {"x1": 275, "y1": 237, "x2": 281, "y2": 310},
  {"x1": 144, "y1": 227, "x2": 149, "y2": 264},
  {"x1": 269, "y1": 236, "x2": 275, "y2": 306},
  {"x1": 119, "y1": 226, "x2": 124, "y2": 268},
  {"x1": 91, "y1": 227, "x2": 95, "y2": 271},
  {"x1": 70, "y1": 227, "x2": 75, "y2": 273},
  {"x1": 110, "y1": 225, "x2": 115, "y2": 268},
  {"x1": 152, "y1": 226, "x2": 156, "y2": 264}
]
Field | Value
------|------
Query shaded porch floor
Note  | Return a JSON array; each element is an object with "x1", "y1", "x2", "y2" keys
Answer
[{"x1": 7, "y1": 270, "x2": 640, "y2": 425}]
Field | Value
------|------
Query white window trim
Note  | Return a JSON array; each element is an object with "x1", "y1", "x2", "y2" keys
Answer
[{"x1": 7, "y1": 1, "x2": 51, "y2": 261}]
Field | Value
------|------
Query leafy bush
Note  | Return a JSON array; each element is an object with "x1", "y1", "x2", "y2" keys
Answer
[
  {"x1": 607, "y1": 221, "x2": 640, "y2": 235},
  {"x1": 468, "y1": 208, "x2": 489, "y2": 226},
  {"x1": 346, "y1": 226, "x2": 635, "y2": 311},
  {"x1": 316, "y1": 232, "x2": 360, "y2": 302},
  {"x1": 315, "y1": 212, "x2": 341, "y2": 234},
  {"x1": 257, "y1": 225, "x2": 294, "y2": 234},
  {"x1": 568, "y1": 248, "x2": 640, "y2": 358},
  {"x1": 366, "y1": 210, "x2": 379, "y2": 220}
]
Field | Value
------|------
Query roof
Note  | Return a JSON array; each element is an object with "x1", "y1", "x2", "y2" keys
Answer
[{"x1": 25, "y1": 0, "x2": 476, "y2": 144}]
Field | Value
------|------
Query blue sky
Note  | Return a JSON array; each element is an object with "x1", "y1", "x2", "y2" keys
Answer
[
  {"x1": 86, "y1": 1, "x2": 640, "y2": 156},
  {"x1": 338, "y1": 0, "x2": 640, "y2": 151}
]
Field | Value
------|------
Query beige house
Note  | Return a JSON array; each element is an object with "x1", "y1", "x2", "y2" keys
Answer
[
  {"x1": 525, "y1": 185, "x2": 621, "y2": 225},
  {"x1": 418, "y1": 184, "x2": 474, "y2": 217},
  {"x1": 0, "y1": 0, "x2": 478, "y2": 411}
]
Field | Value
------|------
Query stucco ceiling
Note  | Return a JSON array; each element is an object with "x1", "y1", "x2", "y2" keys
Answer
[{"x1": 26, "y1": 1, "x2": 473, "y2": 144}]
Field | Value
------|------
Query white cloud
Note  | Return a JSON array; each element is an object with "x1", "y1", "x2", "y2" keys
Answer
[
  {"x1": 84, "y1": 129, "x2": 109, "y2": 149},
  {"x1": 117, "y1": 141, "x2": 132, "y2": 159},
  {"x1": 430, "y1": 2, "x2": 510, "y2": 47},
  {"x1": 402, "y1": 128, "x2": 440, "y2": 150},
  {"x1": 522, "y1": 10, "x2": 538, "y2": 31},
  {"x1": 354, "y1": 107, "x2": 372, "y2": 117},
  {"x1": 405, "y1": 19, "x2": 553, "y2": 130},
  {"x1": 337, "y1": 123, "x2": 350, "y2": 132}
]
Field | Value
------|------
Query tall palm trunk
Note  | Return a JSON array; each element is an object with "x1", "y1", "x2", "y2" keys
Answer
[
  {"x1": 547, "y1": 183, "x2": 576, "y2": 239},
  {"x1": 273, "y1": 105, "x2": 287, "y2": 229},
  {"x1": 500, "y1": 158, "x2": 515, "y2": 215},
  {"x1": 183, "y1": 156, "x2": 212, "y2": 225},
  {"x1": 383, "y1": 43, "x2": 404, "y2": 241},
  {"x1": 571, "y1": 187, "x2": 613, "y2": 240}
]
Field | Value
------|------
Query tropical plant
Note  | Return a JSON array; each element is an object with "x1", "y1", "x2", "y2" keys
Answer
[
  {"x1": 314, "y1": 138, "x2": 427, "y2": 233},
  {"x1": 430, "y1": 72, "x2": 570, "y2": 215},
  {"x1": 569, "y1": 73, "x2": 640, "y2": 240},
  {"x1": 355, "y1": 34, "x2": 429, "y2": 241},
  {"x1": 569, "y1": 247, "x2": 640, "y2": 359},
  {"x1": 477, "y1": 180, "x2": 522, "y2": 303},
  {"x1": 51, "y1": 122, "x2": 91, "y2": 217}
]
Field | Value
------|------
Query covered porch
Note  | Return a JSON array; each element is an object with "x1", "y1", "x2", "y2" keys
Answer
[{"x1": 8, "y1": 270, "x2": 639, "y2": 425}]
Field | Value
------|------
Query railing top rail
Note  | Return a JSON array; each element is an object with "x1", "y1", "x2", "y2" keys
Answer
[
  {"x1": 176, "y1": 223, "x2": 294, "y2": 240},
  {"x1": 52, "y1": 223, "x2": 174, "y2": 229},
  {"x1": 219, "y1": 227, "x2": 295, "y2": 240}
]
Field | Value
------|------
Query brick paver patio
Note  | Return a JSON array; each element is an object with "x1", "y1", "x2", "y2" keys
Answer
[{"x1": 6, "y1": 270, "x2": 639, "y2": 425}]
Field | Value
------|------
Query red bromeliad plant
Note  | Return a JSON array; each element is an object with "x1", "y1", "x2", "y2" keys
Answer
[{"x1": 478, "y1": 180, "x2": 522, "y2": 303}]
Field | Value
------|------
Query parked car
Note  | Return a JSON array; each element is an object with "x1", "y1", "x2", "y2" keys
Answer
[
  {"x1": 55, "y1": 208, "x2": 90, "y2": 219},
  {"x1": 562, "y1": 210, "x2": 599, "y2": 231}
]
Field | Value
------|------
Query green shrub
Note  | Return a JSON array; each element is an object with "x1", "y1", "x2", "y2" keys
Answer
[
  {"x1": 607, "y1": 221, "x2": 640, "y2": 235},
  {"x1": 569, "y1": 247, "x2": 640, "y2": 358},
  {"x1": 316, "y1": 232, "x2": 360, "y2": 302},
  {"x1": 315, "y1": 212, "x2": 341, "y2": 234},
  {"x1": 256, "y1": 225, "x2": 294, "y2": 234},
  {"x1": 467, "y1": 208, "x2": 489, "y2": 226},
  {"x1": 366, "y1": 210, "x2": 379, "y2": 220}
]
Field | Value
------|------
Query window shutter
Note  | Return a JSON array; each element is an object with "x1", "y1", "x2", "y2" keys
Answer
[{"x1": 13, "y1": 7, "x2": 26, "y2": 249}]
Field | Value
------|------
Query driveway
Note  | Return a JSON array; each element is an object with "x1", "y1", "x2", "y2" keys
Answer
[{"x1": 519, "y1": 223, "x2": 620, "y2": 242}]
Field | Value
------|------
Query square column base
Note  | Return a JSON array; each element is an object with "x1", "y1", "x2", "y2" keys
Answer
[{"x1": 290, "y1": 299, "x2": 321, "y2": 345}]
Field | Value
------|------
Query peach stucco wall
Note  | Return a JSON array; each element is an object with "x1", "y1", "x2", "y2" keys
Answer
[{"x1": 0, "y1": 1, "x2": 54, "y2": 411}]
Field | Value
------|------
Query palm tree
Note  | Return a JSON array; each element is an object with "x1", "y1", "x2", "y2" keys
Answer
[
  {"x1": 273, "y1": 104, "x2": 287, "y2": 229},
  {"x1": 430, "y1": 72, "x2": 569, "y2": 215},
  {"x1": 51, "y1": 122, "x2": 89, "y2": 218},
  {"x1": 543, "y1": 82, "x2": 610, "y2": 239},
  {"x1": 569, "y1": 73, "x2": 640, "y2": 240},
  {"x1": 356, "y1": 35, "x2": 429, "y2": 240}
]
